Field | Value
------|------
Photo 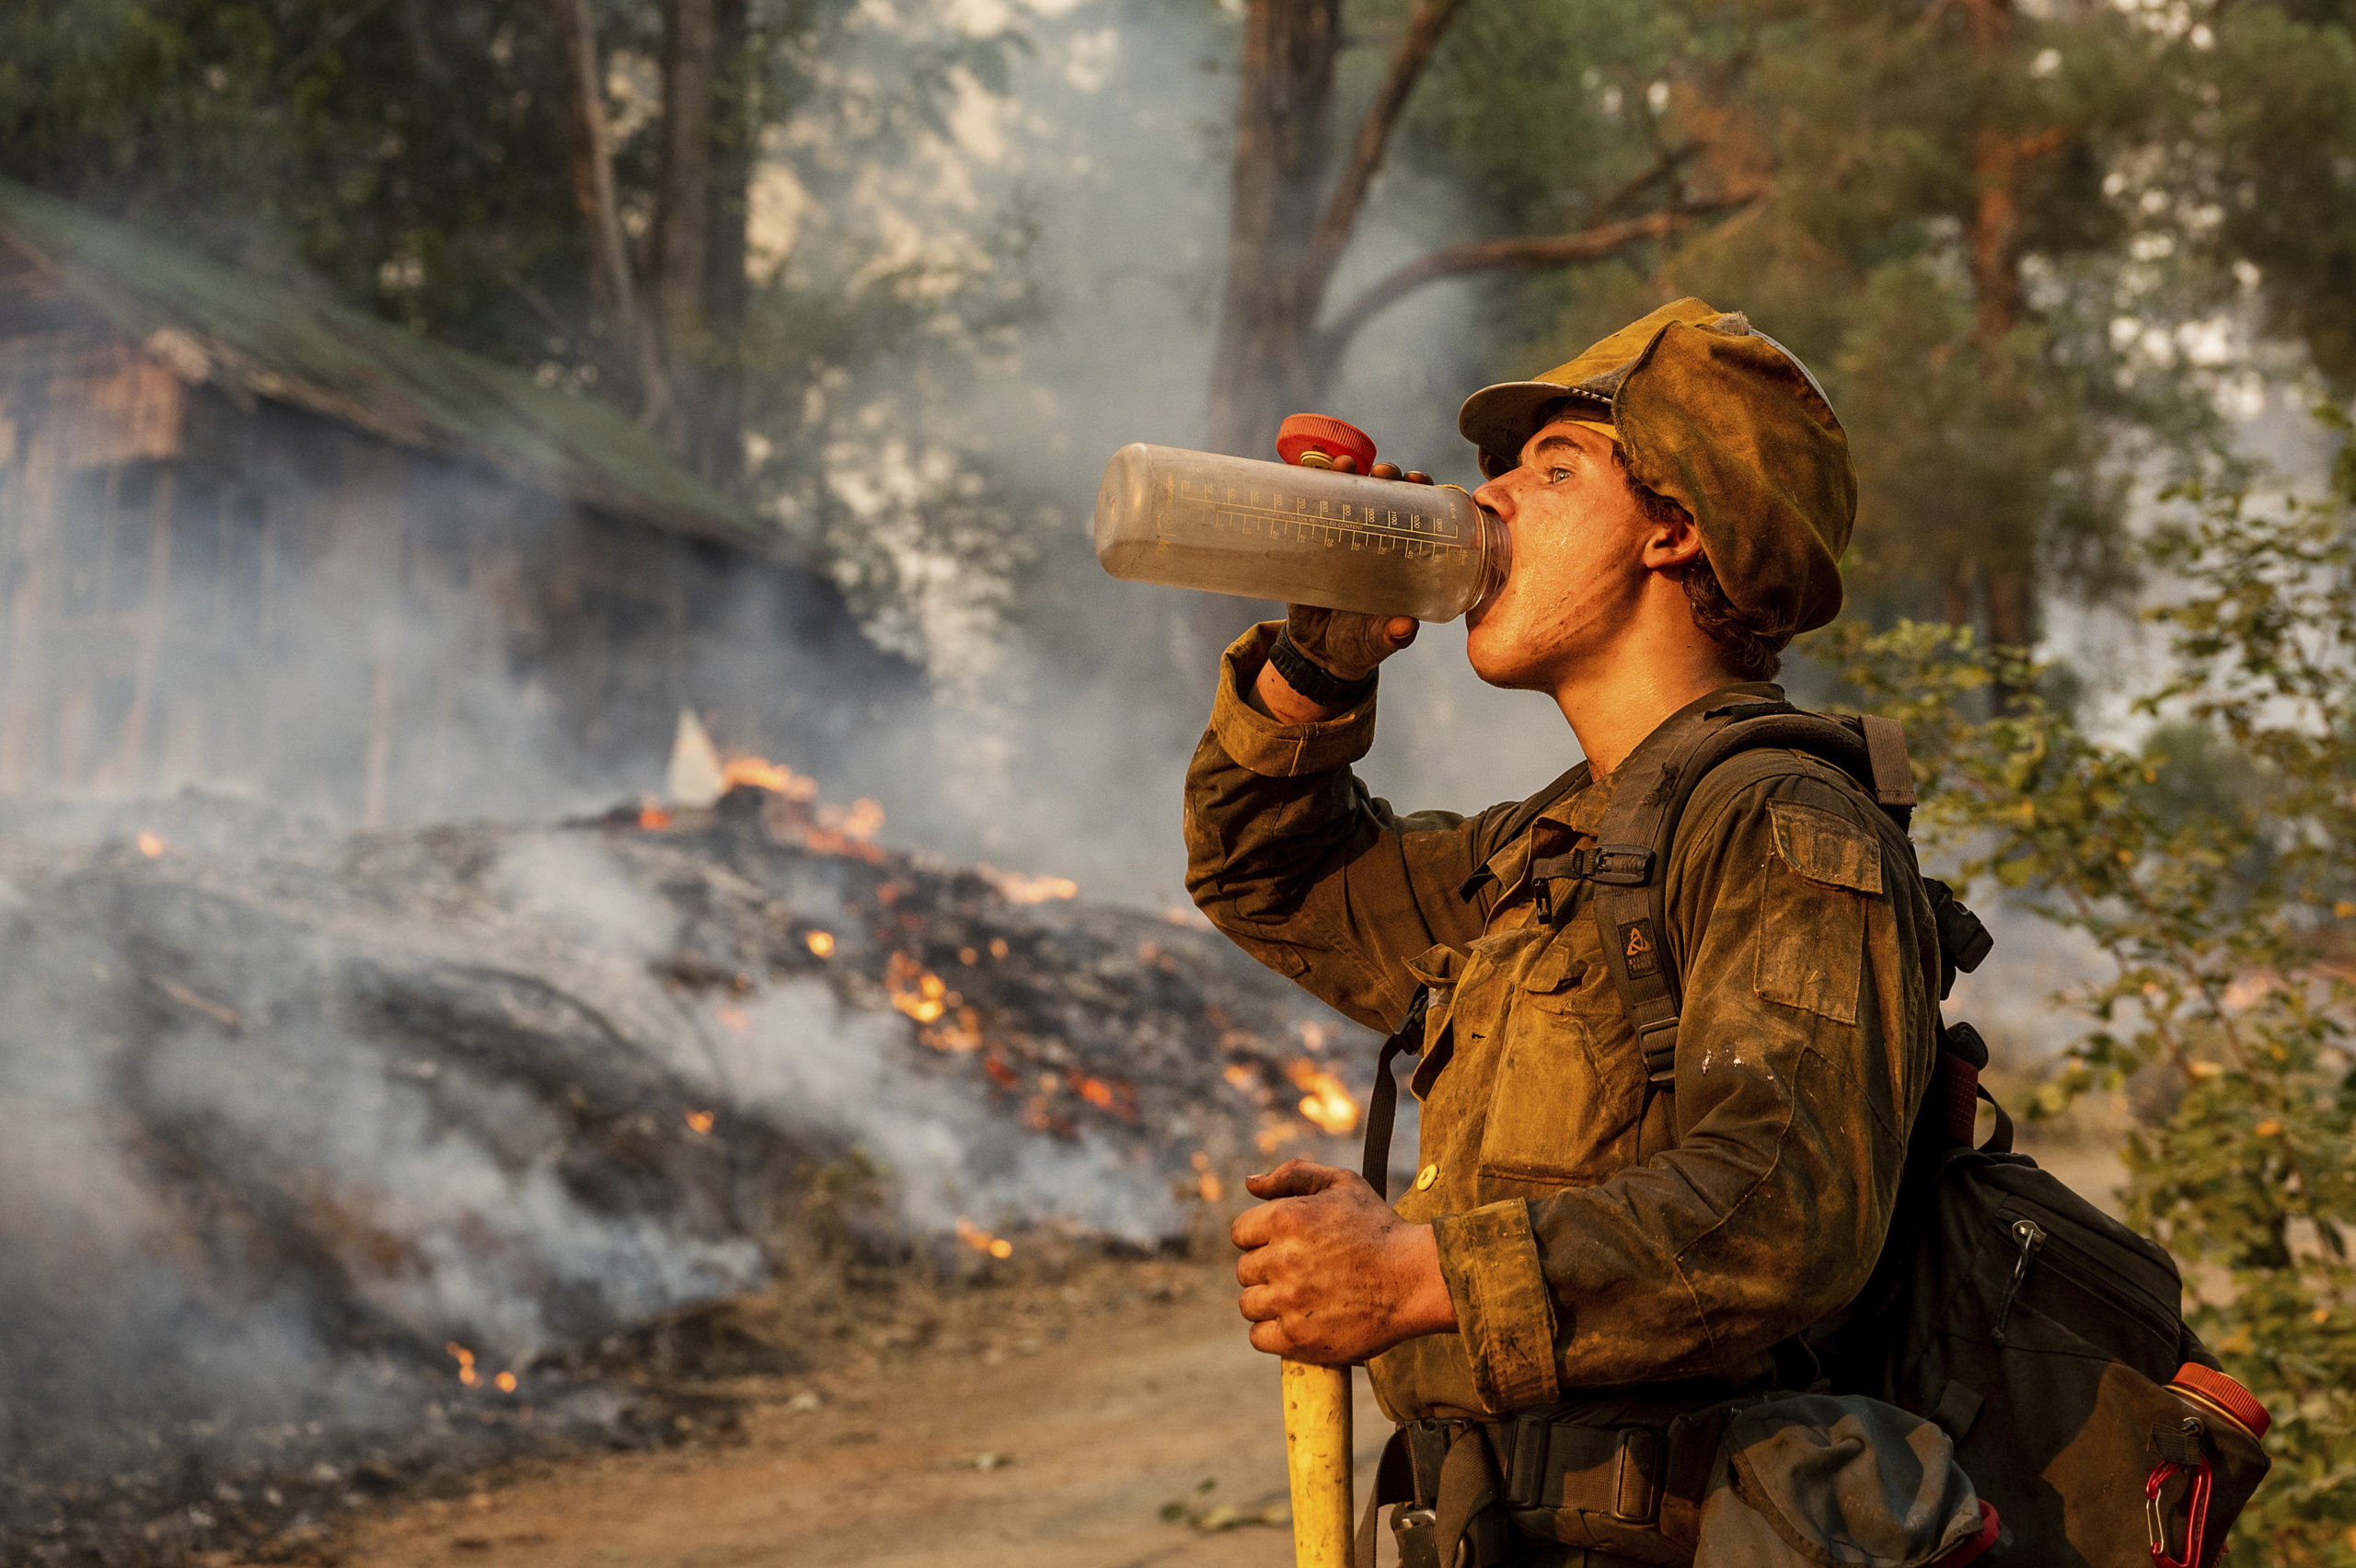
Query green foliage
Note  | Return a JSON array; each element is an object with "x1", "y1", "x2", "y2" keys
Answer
[
  {"x1": 1806, "y1": 420, "x2": 2356, "y2": 1563},
  {"x1": 1371, "y1": 0, "x2": 2356, "y2": 644}
]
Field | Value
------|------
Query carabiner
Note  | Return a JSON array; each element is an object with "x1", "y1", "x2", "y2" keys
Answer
[{"x1": 2146, "y1": 1458, "x2": 2213, "y2": 1568}]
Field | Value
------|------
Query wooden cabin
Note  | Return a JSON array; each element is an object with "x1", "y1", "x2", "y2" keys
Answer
[{"x1": 0, "y1": 180, "x2": 913, "y2": 824}]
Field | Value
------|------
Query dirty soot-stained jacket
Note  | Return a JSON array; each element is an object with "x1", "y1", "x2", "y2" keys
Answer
[{"x1": 1184, "y1": 624, "x2": 1942, "y2": 1424}]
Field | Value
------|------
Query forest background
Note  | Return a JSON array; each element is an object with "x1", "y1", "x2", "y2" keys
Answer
[{"x1": 5, "y1": 0, "x2": 2355, "y2": 1559}]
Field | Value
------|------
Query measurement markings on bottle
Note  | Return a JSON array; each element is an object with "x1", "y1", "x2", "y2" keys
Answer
[{"x1": 1161, "y1": 476, "x2": 1471, "y2": 555}]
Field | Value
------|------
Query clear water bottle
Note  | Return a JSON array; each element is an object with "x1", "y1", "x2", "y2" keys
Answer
[{"x1": 1092, "y1": 417, "x2": 1507, "y2": 622}]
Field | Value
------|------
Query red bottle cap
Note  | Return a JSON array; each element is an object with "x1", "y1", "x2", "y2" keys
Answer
[
  {"x1": 2171, "y1": 1363, "x2": 2270, "y2": 1439},
  {"x1": 1276, "y1": 414, "x2": 1378, "y2": 473}
]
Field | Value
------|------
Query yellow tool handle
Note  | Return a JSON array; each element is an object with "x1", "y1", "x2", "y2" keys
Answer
[{"x1": 1282, "y1": 1358, "x2": 1354, "y2": 1568}]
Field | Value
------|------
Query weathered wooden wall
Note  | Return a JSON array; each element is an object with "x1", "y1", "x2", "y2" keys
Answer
[{"x1": 0, "y1": 315, "x2": 910, "y2": 823}]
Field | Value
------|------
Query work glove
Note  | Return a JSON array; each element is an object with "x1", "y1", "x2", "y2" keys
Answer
[
  {"x1": 1280, "y1": 465, "x2": 1431, "y2": 682},
  {"x1": 1281, "y1": 605, "x2": 1418, "y2": 683}
]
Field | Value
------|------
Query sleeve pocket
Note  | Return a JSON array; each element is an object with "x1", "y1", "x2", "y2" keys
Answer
[
  {"x1": 1755, "y1": 800, "x2": 1878, "y2": 1023},
  {"x1": 1766, "y1": 798, "x2": 1883, "y2": 894}
]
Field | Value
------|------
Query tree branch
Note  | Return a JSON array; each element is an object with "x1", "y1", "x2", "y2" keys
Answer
[
  {"x1": 1302, "y1": 0, "x2": 1470, "y2": 306},
  {"x1": 1313, "y1": 199, "x2": 1758, "y2": 367}
]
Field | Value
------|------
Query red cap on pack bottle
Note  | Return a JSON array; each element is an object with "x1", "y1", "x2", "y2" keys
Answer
[
  {"x1": 2169, "y1": 1364, "x2": 2269, "y2": 1440},
  {"x1": 1276, "y1": 414, "x2": 1378, "y2": 473}
]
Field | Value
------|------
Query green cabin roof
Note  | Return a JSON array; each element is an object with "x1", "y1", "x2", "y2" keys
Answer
[{"x1": 0, "y1": 179, "x2": 761, "y2": 547}]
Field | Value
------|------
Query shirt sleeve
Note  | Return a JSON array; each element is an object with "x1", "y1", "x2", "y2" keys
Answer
[
  {"x1": 1432, "y1": 769, "x2": 1939, "y2": 1393},
  {"x1": 1182, "y1": 622, "x2": 1511, "y2": 1032}
]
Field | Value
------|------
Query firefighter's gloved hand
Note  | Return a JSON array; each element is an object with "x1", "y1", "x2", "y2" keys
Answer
[
  {"x1": 1231, "y1": 1159, "x2": 1456, "y2": 1365},
  {"x1": 1282, "y1": 604, "x2": 1418, "y2": 684}
]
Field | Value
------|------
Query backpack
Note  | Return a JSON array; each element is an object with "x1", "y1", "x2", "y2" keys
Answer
[{"x1": 1360, "y1": 695, "x2": 2272, "y2": 1568}]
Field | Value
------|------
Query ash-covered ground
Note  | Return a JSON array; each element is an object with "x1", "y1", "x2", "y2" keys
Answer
[{"x1": 0, "y1": 786, "x2": 1373, "y2": 1565}]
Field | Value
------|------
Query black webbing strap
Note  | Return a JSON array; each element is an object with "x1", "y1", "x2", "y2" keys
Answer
[
  {"x1": 1362, "y1": 988, "x2": 1429, "y2": 1201},
  {"x1": 2150, "y1": 1416, "x2": 2209, "y2": 1468},
  {"x1": 1525, "y1": 700, "x2": 1890, "y2": 1092},
  {"x1": 1351, "y1": 1420, "x2": 1510, "y2": 1568}
]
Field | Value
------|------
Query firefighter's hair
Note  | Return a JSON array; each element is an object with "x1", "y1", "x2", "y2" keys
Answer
[{"x1": 1613, "y1": 446, "x2": 1789, "y2": 682}]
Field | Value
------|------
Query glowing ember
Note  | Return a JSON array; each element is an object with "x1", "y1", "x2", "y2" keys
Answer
[
  {"x1": 1256, "y1": 1123, "x2": 1300, "y2": 1154},
  {"x1": 1287, "y1": 1060, "x2": 1359, "y2": 1134},
  {"x1": 1299, "y1": 1020, "x2": 1332, "y2": 1053},
  {"x1": 886, "y1": 951, "x2": 949, "y2": 1023},
  {"x1": 805, "y1": 930, "x2": 836, "y2": 958},
  {"x1": 494, "y1": 1371, "x2": 518, "y2": 1394},
  {"x1": 921, "y1": 1007, "x2": 985, "y2": 1054},
  {"x1": 955, "y1": 1217, "x2": 1014, "y2": 1260},
  {"x1": 685, "y1": 1110, "x2": 715, "y2": 1135},
  {"x1": 1068, "y1": 1072, "x2": 1138, "y2": 1120},
  {"x1": 980, "y1": 864, "x2": 1080, "y2": 904},
  {"x1": 1191, "y1": 1151, "x2": 1223, "y2": 1203},
  {"x1": 446, "y1": 1343, "x2": 480, "y2": 1388},
  {"x1": 135, "y1": 833, "x2": 165, "y2": 858},
  {"x1": 639, "y1": 799, "x2": 672, "y2": 830},
  {"x1": 1223, "y1": 1064, "x2": 1256, "y2": 1090},
  {"x1": 987, "y1": 938, "x2": 1009, "y2": 960}
]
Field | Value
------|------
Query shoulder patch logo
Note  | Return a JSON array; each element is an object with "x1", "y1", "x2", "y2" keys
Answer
[{"x1": 1621, "y1": 918, "x2": 1661, "y2": 978}]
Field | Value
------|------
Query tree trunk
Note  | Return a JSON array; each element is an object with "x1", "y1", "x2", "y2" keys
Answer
[
  {"x1": 548, "y1": 0, "x2": 664, "y2": 418},
  {"x1": 1206, "y1": 0, "x2": 1343, "y2": 460},
  {"x1": 693, "y1": 0, "x2": 755, "y2": 494},
  {"x1": 653, "y1": 0, "x2": 718, "y2": 444},
  {"x1": 1964, "y1": 0, "x2": 2039, "y2": 668}
]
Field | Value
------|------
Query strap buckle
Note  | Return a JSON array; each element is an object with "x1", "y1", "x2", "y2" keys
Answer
[
  {"x1": 1613, "y1": 1428, "x2": 1665, "y2": 1524},
  {"x1": 1530, "y1": 844, "x2": 1656, "y2": 888},
  {"x1": 1586, "y1": 845, "x2": 1655, "y2": 886}
]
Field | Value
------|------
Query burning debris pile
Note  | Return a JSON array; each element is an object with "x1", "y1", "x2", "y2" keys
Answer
[{"x1": 0, "y1": 769, "x2": 1372, "y2": 1564}]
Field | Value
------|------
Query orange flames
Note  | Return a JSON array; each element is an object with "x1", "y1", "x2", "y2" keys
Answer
[
  {"x1": 805, "y1": 930, "x2": 836, "y2": 958},
  {"x1": 136, "y1": 832, "x2": 165, "y2": 858},
  {"x1": 979, "y1": 864, "x2": 1080, "y2": 904},
  {"x1": 684, "y1": 1109, "x2": 715, "y2": 1135},
  {"x1": 1191, "y1": 1150, "x2": 1223, "y2": 1204},
  {"x1": 721, "y1": 755, "x2": 819, "y2": 801},
  {"x1": 1286, "y1": 1060, "x2": 1359, "y2": 1135},
  {"x1": 648, "y1": 744, "x2": 886, "y2": 860},
  {"x1": 955, "y1": 1217, "x2": 1014, "y2": 1260},
  {"x1": 494, "y1": 1371, "x2": 518, "y2": 1394}
]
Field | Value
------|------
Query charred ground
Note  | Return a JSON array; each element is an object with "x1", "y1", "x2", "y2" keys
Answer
[{"x1": 0, "y1": 785, "x2": 1370, "y2": 1565}]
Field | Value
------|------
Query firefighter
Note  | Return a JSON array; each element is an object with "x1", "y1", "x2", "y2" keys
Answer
[{"x1": 1185, "y1": 298, "x2": 1946, "y2": 1567}]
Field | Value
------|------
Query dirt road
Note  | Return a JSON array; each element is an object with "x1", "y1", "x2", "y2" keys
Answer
[
  {"x1": 329, "y1": 1255, "x2": 1391, "y2": 1568},
  {"x1": 324, "y1": 1134, "x2": 2120, "y2": 1568}
]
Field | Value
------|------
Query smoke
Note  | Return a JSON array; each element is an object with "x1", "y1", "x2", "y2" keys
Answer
[
  {"x1": 782, "y1": 0, "x2": 1594, "y2": 916},
  {"x1": 0, "y1": 786, "x2": 1363, "y2": 1555}
]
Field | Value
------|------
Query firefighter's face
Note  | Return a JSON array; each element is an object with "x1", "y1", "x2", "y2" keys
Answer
[{"x1": 1463, "y1": 418, "x2": 1687, "y2": 691}]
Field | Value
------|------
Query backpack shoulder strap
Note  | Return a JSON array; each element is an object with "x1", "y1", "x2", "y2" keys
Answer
[{"x1": 1537, "y1": 701, "x2": 1905, "y2": 1085}]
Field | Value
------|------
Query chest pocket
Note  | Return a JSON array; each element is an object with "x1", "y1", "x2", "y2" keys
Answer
[{"x1": 1472, "y1": 922, "x2": 1646, "y2": 1191}]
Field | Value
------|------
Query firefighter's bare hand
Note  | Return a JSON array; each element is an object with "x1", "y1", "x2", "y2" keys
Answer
[{"x1": 1230, "y1": 1159, "x2": 1458, "y2": 1364}]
